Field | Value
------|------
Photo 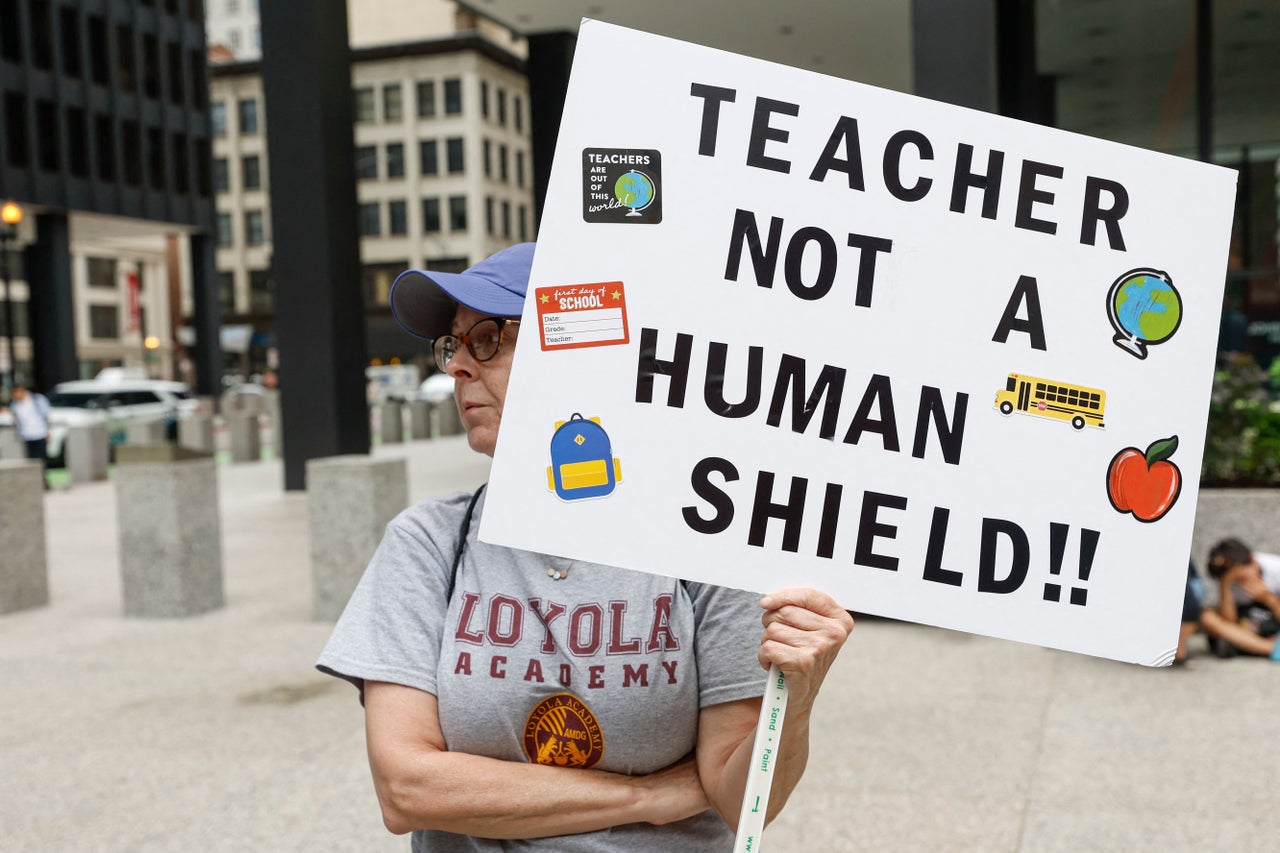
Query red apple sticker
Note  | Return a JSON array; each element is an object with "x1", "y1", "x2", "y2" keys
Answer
[{"x1": 1106, "y1": 435, "x2": 1182, "y2": 523}]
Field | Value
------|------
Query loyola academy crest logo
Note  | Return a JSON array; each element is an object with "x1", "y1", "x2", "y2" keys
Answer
[
  {"x1": 523, "y1": 693, "x2": 605, "y2": 768},
  {"x1": 582, "y1": 148, "x2": 662, "y2": 223}
]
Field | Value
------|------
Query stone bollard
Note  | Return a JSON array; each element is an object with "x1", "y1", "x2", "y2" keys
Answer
[
  {"x1": 308, "y1": 454, "x2": 408, "y2": 621},
  {"x1": 114, "y1": 445, "x2": 224, "y2": 617},
  {"x1": 65, "y1": 423, "x2": 109, "y2": 483},
  {"x1": 263, "y1": 390, "x2": 283, "y2": 456},
  {"x1": 434, "y1": 400, "x2": 464, "y2": 436},
  {"x1": 407, "y1": 400, "x2": 432, "y2": 440},
  {"x1": 0, "y1": 426, "x2": 24, "y2": 459},
  {"x1": 125, "y1": 419, "x2": 168, "y2": 445},
  {"x1": 228, "y1": 412, "x2": 261, "y2": 462},
  {"x1": 178, "y1": 413, "x2": 215, "y2": 453},
  {"x1": 0, "y1": 460, "x2": 50, "y2": 614},
  {"x1": 379, "y1": 400, "x2": 404, "y2": 444}
]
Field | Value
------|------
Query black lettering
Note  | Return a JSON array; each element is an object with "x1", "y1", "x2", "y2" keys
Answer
[
  {"x1": 816, "y1": 482, "x2": 843, "y2": 559},
  {"x1": 1080, "y1": 176, "x2": 1128, "y2": 251},
  {"x1": 1014, "y1": 160, "x2": 1063, "y2": 235},
  {"x1": 912, "y1": 387, "x2": 968, "y2": 466},
  {"x1": 977, "y1": 518, "x2": 1030, "y2": 594},
  {"x1": 704, "y1": 342, "x2": 763, "y2": 418},
  {"x1": 922, "y1": 507, "x2": 963, "y2": 586},
  {"x1": 845, "y1": 233, "x2": 894, "y2": 308},
  {"x1": 855, "y1": 491, "x2": 907, "y2": 571},
  {"x1": 843, "y1": 374, "x2": 899, "y2": 451},
  {"x1": 747, "y1": 97, "x2": 799, "y2": 174},
  {"x1": 992, "y1": 275, "x2": 1047, "y2": 351},
  {"x1": 690, "y1": 83, "x2": 737, "y2": 157},
  {"x1": 808, "y1": 116, "x2": 865, "y2": 190},
  {"x1": 635, "y1": 327, "x2": 693, "y2": 407},
  {"x1": 766, "y1": 355, "x2": 846, "y2": 440},
  {"x1": 748, "y1": 470, "x2": 807, "y2": 552},
  {"x1": 725, "y1": 209, "x2": 783, "y2": 287},
  {"x1": 784, "y1": 226, "x2": 838, "y2": 301},
  {"x1": 682, "y1": 456, "x2": 739, "y2": 534},
  {"x1": 949, "y1": 144, "x2": 1004, "y2": 220},
  {"x1": 883, "y1": 130, "x2": 934, "y2": 202}
]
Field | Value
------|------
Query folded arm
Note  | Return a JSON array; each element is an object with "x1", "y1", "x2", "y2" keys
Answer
[{"x1": 363, "y1": 680, "x2": 709, "y2": 838}]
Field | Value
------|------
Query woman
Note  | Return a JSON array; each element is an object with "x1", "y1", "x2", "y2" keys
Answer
[{"x1": 318, "y1": 243, "x2": 853, "y2": 849}]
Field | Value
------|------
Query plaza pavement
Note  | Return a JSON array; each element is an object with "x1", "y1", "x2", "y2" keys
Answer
[{"x1": 1, "y1": 435, "x2": 1276, "y2": 852}]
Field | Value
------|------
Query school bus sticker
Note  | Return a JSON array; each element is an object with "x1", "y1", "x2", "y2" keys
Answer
[
  {"x1": 994, "y1": 372, "x2": 1106, "y2": 431},
  {"x1": 536, "y1": 281, "x2": 630, "y2": 352}
]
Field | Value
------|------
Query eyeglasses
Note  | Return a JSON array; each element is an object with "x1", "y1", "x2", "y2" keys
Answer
[{"x1": 434, "y1": 317, "x2": 520, "y2": 368}]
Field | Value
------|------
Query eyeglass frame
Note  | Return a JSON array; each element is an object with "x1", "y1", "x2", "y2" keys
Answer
[{"x1": 433, "y1": 316, "x2": 521, "y2": 368}]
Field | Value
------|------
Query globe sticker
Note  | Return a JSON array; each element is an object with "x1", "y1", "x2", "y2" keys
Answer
[
  {"x1": 1106, "y1": 268, "x2": 1182, "y2": 359},
  {"x1": 582, "y1": 148, "x2": 662, "y2": 224}
]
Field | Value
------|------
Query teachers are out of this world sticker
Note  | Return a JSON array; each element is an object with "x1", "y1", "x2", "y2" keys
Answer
[{"x1": 535, "y1": 281, "x2": 630, "y2": 352}]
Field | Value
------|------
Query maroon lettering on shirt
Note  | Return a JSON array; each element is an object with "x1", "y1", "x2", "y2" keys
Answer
[
  {"x1": 523, "y1": 659, "x2": 545, "y2": 682},
  {"x1": 489, "y1": 595, "x2": 524, "y2": 647},
  {"x1": 455, "y1": 651, "x2": 472, "y2": 675},
  {"x1": 661, "y1": 660, "x2": 678, "y2": 684},
  {"x1": 588, "y1": 665, "x2": 605, "y2": 689},
  {"x1": 490, "y1": 655, "x2": 507, "y2": 679},
  {"x1": 607, "y1": 600, "x2": 643, "y2": 654},
  {"x1": 569, "y1": 603, "x2": 604, "y2": 656},
  {"x1": 529, "y1": 598, "x2": 566, "y2": 654},
  {"x1": 647, "y1": 594, "x2": 681, "y2": 652},
  {"x1": 455, "y1": 593, "x2": 485, "y2": 644},
  {"x1": 623, "y1": 663, "x2": 649, "y2": 687}
]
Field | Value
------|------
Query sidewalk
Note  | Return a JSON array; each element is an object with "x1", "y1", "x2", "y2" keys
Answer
[{"x1": 1, "y1": 438, "x2": 1276, "y2": 851}]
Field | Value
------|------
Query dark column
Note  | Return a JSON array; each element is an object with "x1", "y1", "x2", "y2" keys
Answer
[
  {"x1": 1196, "y1": 0, "x2": 1214, "y2": 162},
  {"x1": 527, "y1": 31, "x2": 577, "y2": 226},
  {"x1": 260, "y1": 0, "x2": 369, "y2": 490},
  {"x1": 912, "y1": 0, "x2": 997, "y2": 111},
  {"x1": 993, "y1": 0, "x2": 1056, "y2": 125},
  {"x1": 25, "y1": 212, "x2": 77, "y2": 391},
  {"x1": 189, "y1": 233, "x2": 222, "y2": 397}
]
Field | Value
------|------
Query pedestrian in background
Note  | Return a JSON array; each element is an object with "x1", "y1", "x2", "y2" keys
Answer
[{"x1": 6, "y1": 383, "x2": 50, "y2": 468}]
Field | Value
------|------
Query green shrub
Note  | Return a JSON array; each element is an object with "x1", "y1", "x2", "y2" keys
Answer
[{"x1": 1201, "y1": 353, "x2": 1280, "y2": 486}]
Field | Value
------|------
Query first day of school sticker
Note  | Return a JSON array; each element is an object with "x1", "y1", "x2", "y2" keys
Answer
[{"x1": 536, "y1": 281, "x2": 631, "y2": 352}]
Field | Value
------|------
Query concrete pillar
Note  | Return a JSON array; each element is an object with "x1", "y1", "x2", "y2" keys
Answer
[
  {"x1": 407, "y1": 400, "x2": 431, "y2": 440},
  {"x1": 125, "y1": 419, "x2": 168, "y2": 445},
  {"x1": 0, "y1": 460, "x2": 49, "y2": 614},
  {"x1": 115, "y1": 450, "x2": 224, "y2": 617},
  {"x1": 228, "y1": 412, "x2": 261, "y2": 462},
  {"x1": 434, "y1": 400, "x2": 463, "y2": 436},
  {"x1": 0, "y1": 427, "x2": 24, "y2": 459},
  {"x1": 65, "y1": 423, "x2": 109, "y2": 483},
  {"x1": 307, "y1": 454, "x2": 408, "y2": 620},
  {"x1": 178, "y1": 413, "x2": 215, "y2": 453},
  {"x1": 379, "y1": 400, "x2": 404, "y2": 444}
]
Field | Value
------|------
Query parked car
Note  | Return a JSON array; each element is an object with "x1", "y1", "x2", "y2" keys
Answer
[{"x1": 0, "y1": 377, "x2": 205, "y2": 466}]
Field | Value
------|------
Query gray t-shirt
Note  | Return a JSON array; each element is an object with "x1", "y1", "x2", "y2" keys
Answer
[{"x1": 317, "y1": 489, "x2": 766, "y2": 851}]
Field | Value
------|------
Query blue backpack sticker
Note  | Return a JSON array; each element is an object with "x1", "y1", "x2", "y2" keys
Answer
[{"x1": 546, "y1": 413, "x2": 623, "y2": 501}]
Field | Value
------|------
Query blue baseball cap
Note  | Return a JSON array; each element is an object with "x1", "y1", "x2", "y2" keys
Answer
[{"x1": 389, "y1": 242, "x2": 535, "y2": 341}]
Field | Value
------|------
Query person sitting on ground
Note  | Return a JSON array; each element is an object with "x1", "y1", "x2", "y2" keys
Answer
[{"x1": 1201, "y1": 537, "x2": 1280, "y2": 661}]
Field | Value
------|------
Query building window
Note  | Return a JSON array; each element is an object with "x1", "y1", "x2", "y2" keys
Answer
[
  {"x1": 498, "y1": 144, "x2": 508, "y2": 183},
  {"x1": 216, "y1": 212, "x2": 233, "y2": 247},
  {"x1": 116, "y1": 24, "x2": 135, "y2": 89},
  {"x1": 122, "y1": 120, "x2": 142, "y2": 185},
  {"x1": 480, "y1": 80, "x2": 489, "y2": 119},
  {"x1": 363, "y1": 261, "x2": 408, "y2": 306},
  {"x1": 249, "y1": 268, "x2": 274, "y2": 314},
  {"x1": 211, "y1": 101, "x2": 227, "y2": 137},
  {"x1": 422, "y1": 198, "x2": 441, "y2": 234},
  {"x1": 195, "y1": 139, "x2": 212, "y2": 197},
  {"x1": 354, "y1": 86, "x2": 375, "y2": 123},
  {"x1": 217, "y1": 271, "x2": 236, "y2": 314},
  {"x1": 241, "y1": 154, "x2": 261, "y2": 190},
  {"x1": 3, "y1": 93, "x2": 29, "y2": 167},
  {"x1": 385, "y1": 142, "x2": 404, "y2": 179},
  {"x1": 419, "y1": 139, "x2": 438, "y2": 175},
  {"x1": 483, "y1": 139, "x2": 491, "y2": 177},
  {"x1": 89, "y1": 305, "x2": 120, "y2": 340},
  {"x1": 213, "y1": 158, "x2": 229, "y2": 192},
  {"x1": 29, "y1": 0, "x2": 53, "y2": 69},
  {"x1": 172, "y1": 133, "x2": 190, "y2": 193},
  {"x1": 141, "y1": 33, "x2": 160, "y2": 99},
  {"x1": 444, "y1": 78, "x2": 462, "y2": 115},
  {"x1": 518, "y1": 204, "x2": 527, "y2": 241},
  {"x1": 227, "y1": 0, "x2": 240, "y2": 12},
  {"x1": 497, "y1": 89, "x2": 507, "y2": 127},
  {"x1": 245, "y1": 210, "x2": 265, "y2": 245},
  {"x1": 228, "y1": 29, "x2": 240, "y2": 51},
  {"x1": 448, "y1": 195, "x2": 467, "y2": 232},
  {"x1": 87, "y1": 257, "x2": 118, "y2": 288},
  {"x1": 94, "y1": 114, "x2": 116, "y2": 181},
  {"x1": 147, "y1": 127, "x2": 166, "y2": 189},
  {"x1": 388, "y1": 200, "x2": 407, "y2": 235},
  {"x1": 35, "y1": 100, "x2": 59, "y2": 172},
  {"x1": 501, "y1": 200, "x2": 510, "y2": 238},
  {"x1": 514, "y1": 95, "x2": 523, "y2": 132},
  {"x1": 383, "y1": 83, "x2": 402, "y2": 122},
  {"x1": 87, "y1": 16, "x2": 109, "y2": 85},
  {"x1": 166, "y1": 42, "x2": 184, "y2": 105},
  {"x1": 485, "y1": 196, "x2": 494, "y2": 235},
  {"x1": 189, "y1": 50, "x2": 207, "y2": 109},
  {"x1": 516, "y1": 150, "x2": 525, "y2": 188},
  {"x1": 60, "y1": 7, "x2": 83, "y2": 78},
  {"x1": 356, "y1": 145, "x2": 377, "y2": 180},
  {"x1": 359, "y1": 202, "x2": 381, "y2": 237},
  {"x1": 416, "y1": 80, "x2": 435, "y2": 118},
  {"x1": 446, "y1": 137, "x2": 464, "y2": 174},
  {"x1": 238, "y1": 98, "x2": 258, "y2": 134},
  {"x1": 1, "y1": 2, "x2": 20, "y2": 61}
]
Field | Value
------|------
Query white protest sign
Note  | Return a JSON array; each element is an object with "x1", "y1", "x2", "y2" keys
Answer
[{"x1": 480, "y1": 20, "x2": 1238, "y2": 666}]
